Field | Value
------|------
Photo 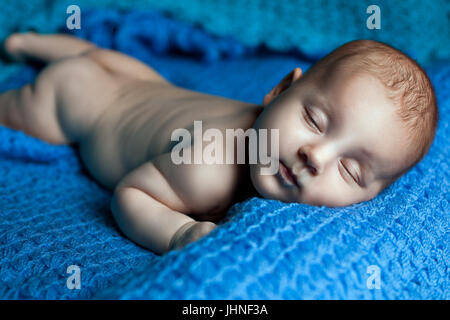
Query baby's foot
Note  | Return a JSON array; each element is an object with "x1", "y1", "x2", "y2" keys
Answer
[
  {"x1": 3, "y1": 32, "x2": 36, "y2": 62},
  {"x1": 169, "y1": 221, "x2": 217, "y2": 251}
]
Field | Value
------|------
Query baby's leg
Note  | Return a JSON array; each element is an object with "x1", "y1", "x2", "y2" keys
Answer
[
  {"x1": 4, "y1": 32, "x2": 96, "y2": 63},
  {"x1": 0, "y1": 73, "x2": 69, "y2": 144},
  {"x1": 5, "y1": 33, "x2": 166, "y2": 81},
  {"x1": 0, "y1": 32, "x2": 166, "y2": 145},
  {"x1": 0, "y1": 33, "x2": 101, "y2": 144},
  {"x1": 0, "y1": 34, "x2": 121, "y2": 144}
]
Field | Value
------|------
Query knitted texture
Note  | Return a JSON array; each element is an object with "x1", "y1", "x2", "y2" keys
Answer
[
  {"x1": 0, "y1": 9, "x2": 449, "y2": 300},
  {"x1": 0, "y1": 0, "x2": 448, "y2": 85},
  {"x1": 133, "y1": 0, "x2": 450, "y2": 64}
]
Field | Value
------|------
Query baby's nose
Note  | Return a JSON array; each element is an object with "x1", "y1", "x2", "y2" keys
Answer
[{"x1": 298, "y1": 148, "x2": 319, "y2": 176}]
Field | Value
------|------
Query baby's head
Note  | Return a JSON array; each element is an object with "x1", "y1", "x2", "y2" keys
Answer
[{"x1": 251, "y1": 40, "x2": 438, "y2": 207}]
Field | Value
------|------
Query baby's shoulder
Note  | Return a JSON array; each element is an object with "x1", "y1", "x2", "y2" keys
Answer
[{"x1": 154, "y1": 151, "x2": 243, "y2": 215}]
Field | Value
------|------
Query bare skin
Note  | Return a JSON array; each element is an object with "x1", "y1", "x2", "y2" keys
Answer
[
  {"x1": 0, "y1": 34, "x2": 413, "y2": 255},
  {"x1": 0, "y1": 33, "x2": 261, "y2": 255}
]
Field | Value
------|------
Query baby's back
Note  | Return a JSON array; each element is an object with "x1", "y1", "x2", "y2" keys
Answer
[{"x1": 79, "y1": 78, "x2": 257, "y2": 190}]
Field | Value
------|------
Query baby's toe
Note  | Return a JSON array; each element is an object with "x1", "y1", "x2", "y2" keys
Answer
[{"x1": 3, "y1": 33, "x2": 33, "y2": 62}]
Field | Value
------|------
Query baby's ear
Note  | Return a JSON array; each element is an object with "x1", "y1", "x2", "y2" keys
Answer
[{"x1": 263, "y1": 67, "x2": 302, "y2": 106}]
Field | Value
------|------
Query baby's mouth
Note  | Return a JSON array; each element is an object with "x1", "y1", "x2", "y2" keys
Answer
[{"x1": 278, "y1": 161, "x2": 300, "y2": 188}]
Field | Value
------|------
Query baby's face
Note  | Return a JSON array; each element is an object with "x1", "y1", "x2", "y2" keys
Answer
[{"x1": 251, "y1": 65, "x2": 414, "y2": 207}]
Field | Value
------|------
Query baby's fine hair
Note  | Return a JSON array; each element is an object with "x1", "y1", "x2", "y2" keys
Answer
[{"x1": 305, "y1": 40, "x2": 438, "y2": 182}]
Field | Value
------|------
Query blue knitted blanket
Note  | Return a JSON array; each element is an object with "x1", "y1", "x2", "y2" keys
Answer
[{"x1": 0, "y1": 8, "x2": 448, "y2": 300}]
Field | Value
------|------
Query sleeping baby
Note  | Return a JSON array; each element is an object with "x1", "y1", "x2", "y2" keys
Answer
[{"x1": 0, "y1": 33, "x2": 438, "y2": 255}]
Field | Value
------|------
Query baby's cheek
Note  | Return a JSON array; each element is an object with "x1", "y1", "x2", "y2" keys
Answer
[
  {"x1": 249, "y1": 165, "x2": 285, "y2": 200},
  {"x1": 301, "y1": 175, "x2": 354, "y2": 206}
]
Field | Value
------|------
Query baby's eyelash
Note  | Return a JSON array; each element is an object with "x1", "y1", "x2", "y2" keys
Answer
[
  {"x1": 304, "y1": 108, "x2": 320, "y2": 132},
  {"x1": 340, "y1": 160, "x2": 360, "y2": 185}
]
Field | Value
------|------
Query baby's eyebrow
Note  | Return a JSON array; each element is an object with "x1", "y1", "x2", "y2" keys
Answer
[
  {"x1": 361, "y1": 148, "x2": 377, "y2": 166},
  {"x1": 359, "y1": 147, "x2": 383, "y2": 181},
  {"x1": 309, "y1": 94, "x2": 332, "y2": 113},
  {"x1": 361, "y1": 148, "x2": 374, "y2": 161}
]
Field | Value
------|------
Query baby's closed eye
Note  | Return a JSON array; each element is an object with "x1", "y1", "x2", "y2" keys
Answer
[
  {"x1": 339, "y1": 159, "x2": 361, "y2": 185},
  {"x1": 302, "y1": 103, "x2": 328, "y2": 134}
]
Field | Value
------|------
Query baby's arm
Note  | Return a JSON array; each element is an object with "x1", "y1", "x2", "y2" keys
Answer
[{"x1": 111, "y1": 152, "x2": 226, "y2": 255}]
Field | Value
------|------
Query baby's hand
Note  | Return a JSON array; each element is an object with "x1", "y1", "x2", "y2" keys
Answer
[{"x1": 169, "y1": 221, "x2": 217, "y2": 251}]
